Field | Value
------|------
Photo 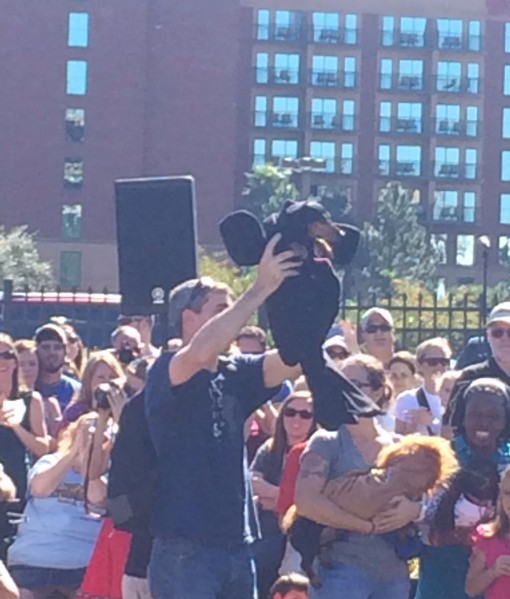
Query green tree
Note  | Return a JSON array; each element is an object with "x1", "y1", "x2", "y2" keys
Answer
[
  {"x1": 242, "y1": 164, "x2": 299, "y2": 219},
  {"x1": 199, "y1": 249, "x2": 255, "y2": 297},
  {"x1": 357, "y1": 182, "x2": 439, "y2": 296},
  {"x1": 0, "y1": 225, "x2": 53, "y2": 290}
]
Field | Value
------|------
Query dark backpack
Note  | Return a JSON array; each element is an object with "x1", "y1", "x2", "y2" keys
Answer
[{"x1": 107, "y1": 389, "x2": 157, "y2": 533}]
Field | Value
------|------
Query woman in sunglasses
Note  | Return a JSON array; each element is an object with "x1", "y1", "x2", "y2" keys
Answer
[
  {"x1": 250, "y1": 392, "x2": 316, "y2": 599},
  {"x1": 0, "y1": 334, "x2": 50, "y2": 500},
  {"x1": 394, "y1": 338, "x2": 452, "y2": 436}
]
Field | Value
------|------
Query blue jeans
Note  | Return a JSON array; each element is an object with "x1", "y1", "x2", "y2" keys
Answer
[
  {"x1": 310, "y1": 562, "x2": 410, "y2": 599},
  {"x1": 148, "y1": 537, "x2": 257, "y2": 599}
]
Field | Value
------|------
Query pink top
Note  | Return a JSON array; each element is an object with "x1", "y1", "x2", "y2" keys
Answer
[{"x1": 472, "y1": 526, "x2": 510, "y2": 599}]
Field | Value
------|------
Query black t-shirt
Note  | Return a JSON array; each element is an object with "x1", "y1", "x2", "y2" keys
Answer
[{"x1": 145, "y1": 352, "x2": 278, "y2": 548}]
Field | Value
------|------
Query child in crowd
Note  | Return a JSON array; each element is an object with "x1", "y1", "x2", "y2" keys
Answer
[
  {"x1": 269, "y1": 573, "x2": 309, "y2": 599},
  {"x1": 466, "y1": 466, "x2": 510, "y2": 598}
]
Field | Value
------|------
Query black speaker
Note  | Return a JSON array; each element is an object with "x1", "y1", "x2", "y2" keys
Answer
[{"x1": 115, "y1": 176, "x2": 198, "y2": 315}]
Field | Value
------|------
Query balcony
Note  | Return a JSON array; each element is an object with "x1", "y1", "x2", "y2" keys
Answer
[
  {"x1": 311, "y1": 26, "x2": 358, "y2": 45},
  {"x1": 378, "y1": 160, "x2": 422, "y2": 177},
  {"x1": 379, "y1": 116, "x2": 423, "y2": 134},
  {"x1": 381, "y1": 30, "x2": 427, "y2": 48},
  {"x1": 379, "y1": 73, "x2": 425, "y2": 91},
  {"x1": 310, "y1": 112, "x2": 356, "y2": 131},
  {"x1": 436, "y1": 76, "x2": 480, "y2": 94},
  {"x1": 434, "y1": 118, "x2": 479, "y2": 137},
  {"x1": 433, "y1": 162, "x2": 478, "y2": 180},
  {"x1": 254, "y1": 67, "x2": 300, "y2": 85},
  {"x1": 254, "y1": 111, "x2": 299, "y2": 128},
  {"x1": 255, "y1": 22, "x2": 304, "y2": 43},
  {"x1": 432, "y1": 205, "x2": 476, "y2": 223},
  {"x1": 437, "y1": 34, "x2": 483, "y2": 52},
  {"x1": 311, "y1": 69, "x2": 357, "y2": 88},
  {"x1": 269, "y1": 156, "x2": 354, "y2": 175}
]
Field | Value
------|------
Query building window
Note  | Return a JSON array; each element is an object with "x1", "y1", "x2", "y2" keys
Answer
[
  {"x1": 436, "y1": 104, "x2": 461, "y2": 135},
  {"x1": 502, "y1": 150, "x2": 510, "y2": 181},
  {"x1": 344, "y1": 57, "x2": 357, "y2": 87},
  {"x1": 272, "y1": 97, "x2": 299, "y2": 127},
  {"x1": 433, "y1": 190, "x2": 459, "y2": 221},
  {"x1": 468, "y1": 21, "x2": 481, "y2": 51},
  {"x1": 431, "y1": 234, "x2": 448, "y2": 264},
  {"x1": 504, "y1": 65, "x2": 510, "y2": 95},
  {"x1": 313, "y1": 12, "x2": 340, "y2": 43},
  {"x1": 503, "y1": 108, "x2": 510, "y2": 138},
  {"x1": 501, "y1": 194, "x2": 510, "y2": 224},
  {"x1": 464, "y1": 192, "x2": 476, "y2": 222},
  {"x1": 466, "y1": 106, "x2": 478, "y2": 136},
  {"x1": 396, "y1": 145, "x2": 421, "y2": 176},
  {"x1": 255, "y1": 53, "x2": 269, "y2": 83},
  {"x1": 378, "y1": 144, "x2": 391, "y2": 175},
  {"x1": 506, "y1": 23, "x2": 510, "y2": 53},
  {"x1": 437, "y1": 19, "x2": 463, "y2": 50},
  {"x1": 311, "y1": 98, "x2": 337, "y2": 128},
  {"x1": 65, "y1": 108, "x2": 85, "y2": 142},
  {"x1": 380, "y1": 58, "x2": 393, "y2": 89},
  {"x1": 344, "y1": 15, "x2": 358, "y2": 45},
  {"x1": 64, "y1": 158, "x2": 84, "y2": 188},
  {"x1": 435, "y1": 147, "x2": 460, "y2": 177},
  {"x1": 312, "y1": 55, "x2": 339, "y2": 86},
  {"x1": 253, "y1": 139, "x2": 266, "y2": 166},
  {"x1": 310, "y1": 141, "x2": 336, "y2": 172},
  {"x1": 254, "y1": 96, "x2": 267, "y2": 127},
  {"x1": 256, "y1": 9, "x2": 270, "y2": 40},
  {"x1": 342, "y1": 100, "x2": 355, "y2": 131},
  {"x1": 399, "y1": 17, "x2": 427, "y2": 47},
  {"x1": 274, "y1": 53, "x2": 300, "y2": 84},
  {"x1": 398, "y1": 60, "x2": 423, "y2": 90},
  {"x1": 379, "y1": 101, "x2": 391, "y2": 132},
  {"x1": 382, "y1": 17, "x2": 394, "y2": 47},
  {"x1": 271, "y1": 139, "x2": 298, "y2": 162},
  {"x1": 59, "y1": 251, "x2": 82, "y2": 289},
  {"x1": 62, "y1": 204, "x2": 82, "y2": 239},
  {"x1": 437, "y1": 61, "x2": 461, "y2": 92},
  {"x1": 465, "y1": 148, "x2": 477, "y2": 179},
  {"x1": 499, "y1": 236, "x2": 510, "y2": 266},
  {"x1": 397, "y1": 102, "x2": 422, "y2": 133},
  {"x1": 66, "y1": 60, "x2": 88, "y2": 95},
  {"x1": 341, "y1": 143, "x2": 354, "y2": 174},
  {"x1": 456, "y1": 235, "x2": 475, "y2": 266},
  {"x1": 467, "y1": 63, "x2": 480, "y2": 94},
  {"x1": 68, "y1": 12, "x2": 89, "y2": 47},
  {"x1": 274, "y1": 10, "x2": 303, "y2": 41}
]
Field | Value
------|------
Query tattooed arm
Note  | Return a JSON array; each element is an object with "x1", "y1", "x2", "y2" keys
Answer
[{"x1": 294, "y1": 450, "x2": 374, "y2": 534}]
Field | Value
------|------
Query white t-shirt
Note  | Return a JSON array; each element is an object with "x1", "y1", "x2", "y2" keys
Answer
[{"x1": 394, "y1": 387, "x2": 442, "y2": 435}]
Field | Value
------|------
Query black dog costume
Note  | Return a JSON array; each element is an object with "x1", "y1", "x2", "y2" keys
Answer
[{"x1": 220, "y1": 200, "x2": 382, "y2": 429}]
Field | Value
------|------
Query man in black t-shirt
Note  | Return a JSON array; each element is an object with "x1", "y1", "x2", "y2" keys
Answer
[{"x1": 146, "y1": 236, "x2": 303, "y2": 599}]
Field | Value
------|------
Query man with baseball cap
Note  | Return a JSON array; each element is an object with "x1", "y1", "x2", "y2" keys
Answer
[{"x1": 360, "y1": 307, "x2": 396, "y2": 367}]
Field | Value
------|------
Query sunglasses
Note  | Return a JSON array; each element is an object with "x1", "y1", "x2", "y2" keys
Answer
[
  {"x1": 350, "y1": 378, "x2": 383, "y2": 391},
  {"x1": 326, "y1": 349, "x2": 349, "y2": 360},
  {"x1": 420, "y1": 357, "x2": 450, "y2": 367},
  {"x1": 365, "y1": 323, "x2": 392, "y2": 334},
  {"x1": 490, "y1": 328, "x2": 510, "y2": 339},
  {"x1": 283, "y1": 408, "x2": 314, "y2": 420},
  {"x1": 0, "y1": 350, "x2": 16, "y2": 361}
]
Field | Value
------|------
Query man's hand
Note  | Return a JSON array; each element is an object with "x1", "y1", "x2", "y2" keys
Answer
[
  {"x1": 254, "y1": 234, "x2": 302, "y2": 297},
  {"x1": 493, "y1": 555, "x2": 510, "y2": 578},
  {"x1": 373, "y1": 496, "x2": 421, "y2": 534}
]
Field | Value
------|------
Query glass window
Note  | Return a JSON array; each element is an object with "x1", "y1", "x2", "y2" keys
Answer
[
  {"x1": 272, "y1": 97, "x2": 299, "y2": 127},
  {"x1": 436, "y1": 104, "x2": 461, "y2": 135},
  {"x1": 274, "y1": 10, "x2": 303, "y2": 41},
  {"x1": 312, "y1": 55, "x2": 339, "y2": 86},
  {"x1": 380, "y1": 58, "x2": 392, "y2": 89},
  {"x1": 311, "y1": 98, "x2": 337, "y2": 128},
  {"x1": 253, "y1": 139, "x2": 266, "y2": 166},
  {"x1": 64, "y1": 158, "x2": 84, "y2": 188},
  {"x1": 344, "y1": 57, "x2": 356, "y2": 88},
  {"x1": 504, "y1": 108, "x2": 510, "y2": 138},
  {"x1": 464, "y1": 192, "x2": 476, "y2": 222},
  {"x1": 256, "y1": 53, "x2": 269, "y2": 83},
  {"x1": 256, "y1": 9, "x2": 270, "y2": 40},
  {"x1": 66, "y1": 60, "x2": 88, "y2": 95},
  {"x1": 62, "y1": 204, "x2": 82, "y2": 239},
  {"x1": 68, "y1": 13, "x2": 89, "y2": 47},
  {"x1": 456, "y1": 235, "x2": 475, "y2": 266},
  {"x1": 313, "y1": 12, "x2": 340, "y2": 43},
  {"x1": 341, "y1": 143, "x2": 354, "y2": 174},
  {"x1": 271, "y1": 139, "x2": 298, "y2": 161},
  {"x1": 437, "y1": 19, "x2": 463, "y2": 49},
  {"x1": 465, "y1": 149, "x2": 477, "y2": 179},
  {"x1": 396, "y1": 145, "x2": 421, "y2": 175},
  {"x1": 65, "y1": 108, "x2": 85, "y2": 142},
  {"x1": 504, "y1": 65, "x2": 510, "y2": 95},
  {"x1": 59, "y1": 251, "x2": 82, "y2": 289},
  {"x1": 499, "y1": 236, "x2": 510, "y2": 266},
  {"x1": 254, "y1": 97, "x2": 267, "y2": 127},
  {"x1": 345, "y1": 14, "x2": 358, "y2": 45},
  {"x1": 397, "y1": 102, "x2": 422, "y2": 133},
  {"x1": 506, "y1": 23, "x2": 510, "y2": 53},
  {"x1": 469, "y1": 21, "x2": 481, "y2": 51},
  {"x1": 501, "y1": 194, "x2": 510, "y2": 224},
  {"x1": 380, "y1": 101, "x2": 392, "y2": 132},
  {"x1": 431, "y1": 234, "x2": 448, "y2": 264},
  {"x1": 342, "y1": 100, "x2": 355, "y2": 131},
  {"x1": 400, "y1": 17, "x2": 427, "y2": 47},
  {"x1": 274, "y1": 53, "x2": 300, "y2": 84},
  {"x1": 311, "y1": 141, "x2": 336, "y2": 172},
  {"x1": 378, "y1": 144, "x2": 391, "y2": 175},
  {"x1": 433, "y1": 190, "x2": 459, "y2": 221},
  {"x1": 382, "y1": 16, "x2": 394, "y2": 47},
  {"x1": 437, "y1": 61, "x2": 461, "y2": 92},
  {"x1": 466, "y1": 106, "x2": 478, "y2": 136},
  {"x1": 502, "y1": 150, "x2": 510, "y2": 181},
  {"x1": 467, "y1": 63, "x2": 480, "y2": 94},
  {"x1": 398, "y1": 60, "x2": 423, "y2": 90},
  {"x1": 435, "y1": 147, "x2": 460, "y2": 177}
]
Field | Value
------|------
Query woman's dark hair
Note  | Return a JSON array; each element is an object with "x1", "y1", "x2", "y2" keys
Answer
[
  {"x1": 387, "y1": 351, "x2": 417, "y2": 375},
  {"x1": 449, "y1": 378, "x2": 510, "y2": 443},
  {"x1": 0, "y1": 333, "x2": 19, "y2": 399},
  {"x1": 342, "y1": 354, "x2": 393, "y2": 410},
  {"x1": 264, "y1": 392, "x2": 316, "y2": 484}
]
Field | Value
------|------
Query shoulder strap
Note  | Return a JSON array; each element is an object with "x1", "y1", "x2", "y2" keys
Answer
[{"x1": 415, "y1": 388, "x2": 433, "y2": 436}]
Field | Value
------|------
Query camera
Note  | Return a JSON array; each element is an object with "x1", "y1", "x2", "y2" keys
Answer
[{"x1": 94, "y1": 383, "x2": 113, "y2": 411}]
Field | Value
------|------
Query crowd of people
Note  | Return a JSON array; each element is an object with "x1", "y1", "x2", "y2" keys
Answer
[{"x1": 1, "y1": 242, "x2": 510, "y2": 599}]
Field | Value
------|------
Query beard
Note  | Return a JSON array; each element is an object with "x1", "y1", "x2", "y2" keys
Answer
[{"x1": 42, "y1": 360, "x2": 65, "y2": 374}]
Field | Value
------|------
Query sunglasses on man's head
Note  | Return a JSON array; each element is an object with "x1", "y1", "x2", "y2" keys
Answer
[
  {"x1": 490, "y1": 328, "x2": 510, "y2": 339},
  {"x1": 0, "y1": 350, "x2": 16, "y2": 361},
  {"x1": 283, "y1": 407, "x2": 314, "y2": 420},
  {"x1": 420, "y1": 357, "x2": 450, "y2": 367},
  {"x1": 350, "y1": 378, "x2": 383, "y2": 391},
  {"x1": 365, "y1": 323, "x2": 392, "y2": 334}
]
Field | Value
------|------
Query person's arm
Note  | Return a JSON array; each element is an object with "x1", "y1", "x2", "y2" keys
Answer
[
  {"x1": 0, "y1": 561, "x2": 19, "y2": 599},
  {"x1": 84, "y1": 412, "x2": 112, "y2": 481},
  {"x1": 30, "y1": 450, "x2": 78, "y2": 498},
  {"x1": 170, "y1": 235, "x2": 301, "y2": 386},
  {"x1": 11, "y1": 394, "x2": 51, "y2": 457},
  {"x1": 87, "y1": 476, "x2": 108, "y2": 508},
  {"x1": 465, "y1": 548, "x2": 510, "y2": 597},
  {"x1": 294, "y1": 450, "x2": 373, "y2": 533},
  {"x1": 262, "y1": 350, "x2": 302, "y2": 389}
]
